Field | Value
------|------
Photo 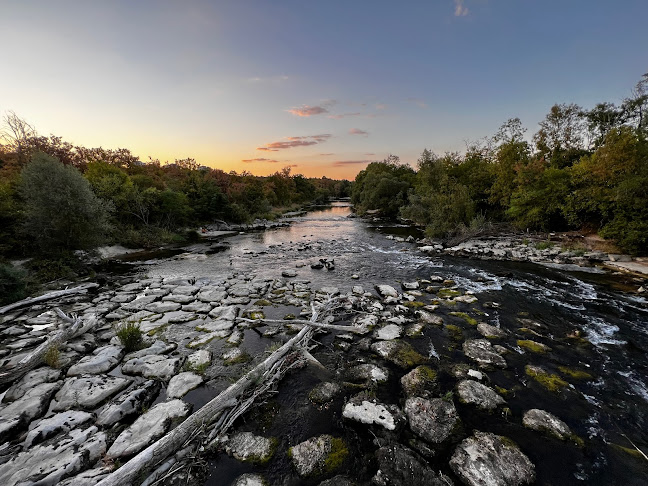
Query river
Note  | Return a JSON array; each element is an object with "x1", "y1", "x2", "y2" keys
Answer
[{"x1": 141, "y1": 201, "x2": 648, "y2": 485}]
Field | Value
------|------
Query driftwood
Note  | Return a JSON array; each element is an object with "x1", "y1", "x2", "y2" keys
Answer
[
  {"x1": 96, "y1": 298, "x2": 344, "y2": 486},
  {"x1": 0, "y1": 309, "x2": 99, "y2": 386},
  {"x1": 236, "y1": 316, "x2": 365, "y2": 333},
  {"x1": 0, "y1": 283, "x2": 99, "y2": 315}
]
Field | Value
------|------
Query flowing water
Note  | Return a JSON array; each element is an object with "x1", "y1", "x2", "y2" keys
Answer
[{"x1": 141, "y1": 202, "x2": 648, "y2": 485}]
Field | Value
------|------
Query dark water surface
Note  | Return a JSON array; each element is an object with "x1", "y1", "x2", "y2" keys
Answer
[{"x1": 144, "y1": 202, "x2": 648, "y2": 485}]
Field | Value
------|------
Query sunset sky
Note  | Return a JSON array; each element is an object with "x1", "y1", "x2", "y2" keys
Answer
[{"x1": 1, "y1": 1, "x2": 647, "y2": 179}]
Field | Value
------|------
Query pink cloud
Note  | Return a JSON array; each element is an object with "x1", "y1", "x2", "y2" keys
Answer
[
  {"x1": 332, "y1": 160, "x2": 372, "y2": 167},
  {"x1": 328, "y1": 112, "x2": 362, "y2": 119},
  {"x1": 349, "y1": 128, "x2": 369, "y2": 136},
  {"x1": 242, "y1": 158, "x2": 279, "y2": 163},
  {"x1": 287, "y1": 105, "x2": 329, "y2": 117},
  {"x1": 257, "y1": 134, "x2": 332, "y2": 151}
]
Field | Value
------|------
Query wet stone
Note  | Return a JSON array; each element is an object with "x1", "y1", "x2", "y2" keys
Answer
[
  {"x1": 125, "y1": 339, "x2": 176, "y2": 360},
  {"x1": 225, "y1": 432, "x2": 276, "y2": 463},
  {"x1": 24, "y1": 410, "x2": 93, "y2": 447},
  {"x1": 463, "y1": 339, "x2": 507, "y2": 368},
  {"x1": 144, "y1": 301, "x2": 182, "y2": 313},
  {"x1": 187, "y1": 349, "x2": 212, "y2": 368},
  {"x1": 96, "y1": 380, "x2": 159, "y2": 426},
  {"x1": 456, "y1": 380, "x2": 506, "y2": 410},
  {"x1": 416, "y1": 310, "x2": 443, "y2": 325},
  {"x1": 107, "y1": 399, "x2": 191, "y2": 458},
  {"x1": 374, "y1": 323, "x2": 403, "y2": 340},
  {"x1": 231, "y1": 473, "x2": 268, "y2": 486},
  {"x1": 51, "y1": 375, "x2": 131, "y2": 412},
  {"x1": 477, "y1": 322, "x2": 507, "y2": 339},
  {"x1": 342, "y1": 395, "x2": 404, "y2": 431},
  {"x1": 309, "y1": 382, "x2": 342, "y2": 404},
  {"x1": 289, "y1": 434, "x2": 347, "y2": 477},
  {"x1": 345, "y1": 363, "x2": 389, "y2": 385},
  {"x1": 404, "y1": 397, "x2": 460, "y2": 444},
  {"x1": 450, "y1": 431, "x2": 535, "y2": 486},
  {"x1": 375, "y1": 284, "x2": 399, "y2": 299},
  {"x1": 371, "y1": 340, "x2": 427, "y2": 369},
  {"x1": 373, "y1": 443, "x2": 448, "y2": 486},
  {"x1": 167, "y1": 372, "x2": 203, "y2": 399},
  {"x1": 400, "y1": 365, "x2": 439, "y2": 398},
  {"x1": 162, "y1": 294, "x2": 196, "y2": 304},
  {"x1": 522, "y1": 409, "x2": 572, "y2": 440}
]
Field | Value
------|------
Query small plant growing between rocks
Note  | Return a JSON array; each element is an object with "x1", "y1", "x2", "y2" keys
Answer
[
  {"x1": 115, "y1": 321, "x2": 144, "y2": 352},
  {"x1": 535, "y1": 241, "x2": 554, "y2": 250},
  {"x1": 43, "y1": 344, "x2": 60, "y2": 368}
]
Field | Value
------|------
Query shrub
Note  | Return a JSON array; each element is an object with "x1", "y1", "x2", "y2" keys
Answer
[
  {"x1": 0, "y1": 262, "x2": 28, "y2": 305},
  {"x1": 44, "y1": 345, "x2": 60, "y2": 368},
  {"x1": 115, "y1": 321, "x2": 144, "y2": 352}
]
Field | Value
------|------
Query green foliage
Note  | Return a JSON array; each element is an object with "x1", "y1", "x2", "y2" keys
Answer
[
  {"x1": 19, "y1": 153, "x2": 113, "y2": 253},
  {"x1": 115, "y1": 321, "x2": 144, "y2": 352},
  {"x1": 44, "y1": 345, "x2": 60, "y2": 368},
  {"x1": 0, "y1": 262, "x2": 28, "y2": 305},
  {"x1": 534, "y1": 241, "x2": 554, "y2": 250}
]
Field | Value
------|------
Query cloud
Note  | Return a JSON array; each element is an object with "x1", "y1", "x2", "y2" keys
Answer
[
  {"x1": 407, "y1": 97, "x2": 428, "y2": 108},
  {"x1": 328, "y1": 112, "x2": 362, "y2": 119},
  {"x1": 287, "y1": 105, "x2": 329, "y2": 117},
  {"x1": 332, "y1": 160, "x2": 372, "y2": 167},
  {"x1": 349, "y1": 128, "x2": 369, "y2": 136},
  {"x1": 364, "y1": 153, "x2": 376, "y2": 156},
  {"x1": 375, "y1": 103, "x2": 387, "y2": 110},
  {"x1": 454, "y1": 0, "x2": 469, "y2": 16},
  {"x1": 241, "y1": 158, "x2": 279, "y2": 163},
  {"x1": 246, "y1": 75, "x2": 289, "y2": 84},
  {"x1": 257, "y1": 134, "x2": 332, "y2": 151},
  {"x1": 319, "y1": 153, "x2": 335, "y2": 156}
]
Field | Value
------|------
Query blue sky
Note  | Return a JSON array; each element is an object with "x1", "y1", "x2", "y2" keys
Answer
[{"x1": 1, "y1": 1, "x2": 646, "y2": 178}]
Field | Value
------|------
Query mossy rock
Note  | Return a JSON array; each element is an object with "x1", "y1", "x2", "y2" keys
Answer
[
  {"x1": 246, "y1": 311, "x2": 266, "y2": 320},
  {"x1": 449, "y1": 312, "x2": 478, "y2": 326},
  {"x1": 371, "y1": 340, "x2": 427, "y2": 369},
  {"x1": 254, "y1": 299, "x2": 272, "y2": 307},
  {"x1": 289, "y1": 435, "x2": 349, "y2": 477},
  {"x1": 438, "y1": 289, "x2": 461, "y2": 299},
  {"x1": 271, "y1": 289, "x2": 286, "y2": 295},
  {"x1": 525, "y1": 365, "x2": 568, "y2": 392},
  {"x1": 401, "y1": 365, "x2": 439, "y2": 397},
  {"x1": 517, "y1": 340, "x2": 551, "y2": 354},
  {"x1": 283, "y1": 314, "x2": 297, "y2": 320},
  {"x1": 610, "y1": 442, "x2": 646, "y2": 459},
  {"x1": 445, "y1": 324, "x2": 464, "y2": 341},
  {"x1": 558, "y1": 366, "x2": 594, "y2": 381},
  {"x1": 404, "y1": 301, "x2": 426, "y2": 308}
]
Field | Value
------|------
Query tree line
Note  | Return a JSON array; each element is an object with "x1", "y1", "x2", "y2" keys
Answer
[{"x1": 352, "y1": 74, "x2": 648, "y2": 255}]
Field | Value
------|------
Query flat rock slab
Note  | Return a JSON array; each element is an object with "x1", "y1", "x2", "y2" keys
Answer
[
  {"x1": 51, "y1": 375, "x2": 131, "y2": 412},
  {"x1": 196, "y1": 319, "x2": 235, "y2": 333},
  {"x1": 416, "y1": 310, "x2": 443, "y2": 326},
  {"x1": 187, "y1": 349, "x2": 212, "y2": 368},
  {"x1": 208, "y1": 305, "x2": 239, "y2": 320},
  {"x1": 457, "y1": 380, "x2": 506, "y2": 410},
  {"x1": 522, "y1": 409, "x2": 572, "y2": 440},
  {"x1": 144, "y1": 301, "x2": 182, "y2": 313},
  {"x1": 167, "y1": 372, "x2": 203, "y2": 399},
  {"x1": 450, "y1": 431, "x2": 535, "y2": 486},
  {"x1": 107, "y1": 399, "x2": 191, "y2": 458},
  {"x1": 96, "y1": 380, "x2": 159, "y2": 426},
  {"x1": 122, "y1": 354, "x2": 183, "y2": 381},
  {"x1": 404, "y1": 397, "x2": 459, "y2": 444},
  {"x1": 374, "y1": 324, "x2": 403, "y2": 341},
  {"x1": 225, "y1": 432, "x2": 277, "y2": 463},
  {"x1": 463, "y1": 339, "x2": 507, "y2": 368},
  {"x1": 0, "y1": 381, "x2": 60, "y2": 437},
  {"x1": 67, "y1": 345, "x2": 124, "y2": 376},
  {"x1": 342, "y1": 397, "x2": 404, "y2": 431},
  {"x1": 125, "y1": 340, "x2": 177, "y2": 360},
  {"x1": 0, "y1": 426, "x2": 106, "y2": 486},
  {"x1": 197, "y1": 289, "x2": 228, "y2": 303},
  {"x1": 373, "y1": 444, "x2": 449, "y2": 486},
  {"x1": 2, "y1": 367, "x2": 61, "y2": 402},
  {"x1": 375, "y1": 284, "x2": 400, "y2": 299},
  {"x1": 24, "y1": 410, "x2": 94, "y2": 447},
  {"x1": 289, "y1": 434, "x2": 347, "y2": 477}
]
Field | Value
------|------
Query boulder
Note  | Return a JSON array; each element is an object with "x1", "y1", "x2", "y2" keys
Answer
[
  {"x1": 2, "y1": 367, "x2": 61, "y2": 403},
  {"x1": 122, "y1": 354, "x2": 183, "y2": 381},
  {"x1": 289, "y1": 434, "x2": 348, "y2": 477},
  {"x1": 51, "y1": 375, "x2": 131, "y2": 412},
  {"x1": 373, "y1": 443, "x2": 448, "y2": 486},
  {"x1": 231, "y1": 473, "x2": 268, "y2": 486},
  {"x1": 477, "y1": 322, "x2": 507, "y2": 339},
  {"x1": 450, "y1": 431, "x2": 535, "y2": 486},
  {"x1": 371, "y1": 340, "x2": 427, "y2": 369},
  {"x1": 0, "y1": 381, "x2": 60, "y2": 437},
  {"x1": 342, "y1": 395, "x2": 404, "y2": 431},
  {"x1": 522, "y1": 409, "x2": 572, "y2": 440},
  {"x1": 456, "y1": 380, "x2": 506, "y2": 410},
  {"x1": 463, "y1": 339, "x2": 507, "y2": 368},
  {"x1": 375, "y1": 284, "x2": 399, "y2": 299},
  {"x1": 400, "y1": 366, "x2": 439, "y2": 398},
  {"x1": 96, "y1": 380, "x2": 159, "y2": 426},
  {"x1": 67, "y1": 345, "x2": 124, "y2": 376},
  {"x1": 225, "y1": 432, "x2": 277, "y2": 463},
  {"x1": 309, "y1": 382, "x2": 342, "y2": 404},
  {"x1": 24, "y1": 410, "x2": 94, "y2": 447},
  {"x1": 124, "y1": 340, "x2": 176, "y2": 360},
  {"x1": 107, "y1": 399, "x2": 191, "y2": 458},
  {"x1": 344, "y1": 363, "x2": 389, "y2": 385},
  {"x1": 144, "y1": 301, "x2": 182, "y2": 313},
  {"x1": 374, "y1": 323, "x2": 403, "y2": 340},
  {"x1": 166, "y1": 372, "x2": 203, "y2": 399},
  {"x1": 404, "y1": 397, "x2": 459, "y2": 444}
]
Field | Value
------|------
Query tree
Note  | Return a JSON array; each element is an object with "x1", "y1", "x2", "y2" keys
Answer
[
  {"x1": 19, "y1": 152, "x2": 113, "y2": 253},
  {"x1": 533, "y1": 104, "x2": 589, "y2": 168},
  {"x1": 0, "y1": 111, "x2": 36, "y2": 165}
]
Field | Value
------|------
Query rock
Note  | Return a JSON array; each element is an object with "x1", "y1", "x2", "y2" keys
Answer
[
  {"x1": 404, "y1": 397, "x2": 459, "y2": 444},
  {"x1": 450, "y1": 431, "x2": 535, "y2": 486},
  {"x1": 58, "y1": 467, "x2": 111, "y2": 486},
  {"x1": 51, "y1": 375, "x2": 131, "y2": 412},
  {"x1": 522, "y1": 409, "x2": 572, "y2": 440},
  {"x1": 309, "y1": 382, "x2": 342, "y2": 404},
  {"x1": 144, "y1": 301, "x2": 182, "y2": 313},
  {"x1": 344, "y1": 363, "x2": 389, "y2": 385},
  {"x1": 400, "y1": 365, "x2": 439, "y2": 398},
  {"x1": 125, "y1": 339, "x2": 177, "y2": 360},
  {"x1": 463, "y1": 339, "x2": 507, "y2": 368},
  {"x1": 96, "y1": 380, "x2": 159, "y2": 426},
  {"x1": 122, "y1": 354, "x2": 183, "y2": 381},
  {"x1": 289, "y1": 434, "x2": 348, "y2": 477},
  {"x1": 197, "y1": 289, "x2": 228, "y2": 303},
  {"x1": 374, "y1": 323, "x2": 403, "y2": 340},
  {"x1": 373, "y1": 443, "x2": 448, "y2": 486},
  {"x1": 371, "y1": 340, "x2": 427, "y2": 369},
  {"x1": 24, "y1": 410, "x2": 93, "y2": 447},
  {"x1": 121, "y1": 295, "x2": 158, "y2": 312},
  {"x1": 477, "y1": 322, "x2": 506, "y2": 339},
  {"x1": 375, "y1": 284, "x2": 399, "y2": 299},
  {"x1": 196, "y1": 319, "x2": 236, "y2": 333},
  {"x1": 225, "y1": 432, "x2": 277, "y2": 463},
  {"x1": 162, "y1": 294, "x2": 196, "y2": 304},
  {"x1": 402, "y1": 281, "x2": 420, "y2": 290},
  {"x1": 167, "y1": 372, "x2": 203, "y2": 399},
  {"x1": 208, "y1": 305, "x2": 239, "y2": 320},
  {"x1": 107, "y1": 399, "x2": 191, "y2": 458},
  {"x1": 455, "y1": 294, "x2": 478, "y2": 304},
  {"x1": 2, "y1": 367, "x2": 61, "y2": 403},
  {"x1": 0, "y1": 426, "x2": 106, "y2": 486},
  {"x1": 318, "y1": 476, "x2": 355, "y2": 486},
  {"x1": 416, "y1": 310, "x2": 443, "y2": 325},
  {"x1": 456, "y1": 380, "x2": 506, "y2": 410},
  {"x1": 342, "y1": 395, "x2": 404, "y2": 431},
  {"x1": 67, "y1": 333, "x2": 98, "y2": 354},
  {"x1": 282, "y1": 270, "x2": 297, "y2": 278},
  {"x1": 231, "y1": 473, "x2": 268, "y2": 486},
  {"x1": 67, "y1": 345, "x2": 124, "y2": 376},
  {"x1": 318, "y1": 286, "x2": 339, "y2": 296},
  {"x1": 187, "y1": 349, "x2": 212, "y2": 369},
  {"x1": 223, "y1": 348, "x2": 248, "y2": 365},
  {"x1": 229, "y1": 284, "x2": 253, "y2": 297},
  {"x1": 0, "y1": 381, "x2": 60, "y2": 437}
]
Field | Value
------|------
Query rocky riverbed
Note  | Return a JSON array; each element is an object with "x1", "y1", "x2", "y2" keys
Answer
[{"x1": 0, "y1": 202, "x2": 647, "y2": 485}]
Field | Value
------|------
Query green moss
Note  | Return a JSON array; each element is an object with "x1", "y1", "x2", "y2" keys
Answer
[
  {"x1": 558, "y1": 366, "x2": 594, "y2": 381},
  {"x1": 392, "y1": 344, "x2": 427, "y2": 369},
  {"x1": 324, "y1": 437, "x2": 349, "y2": 474},
  {"x1": 183, "y1": 361, "x2": 209, "y2": 375},
  {"x1": 525, "y1": 365, "x2": 569, "y2": 392},
  {"x1": 495, "y1": 386, "x2": 511, "y2": 397},
  {"x1": 517, "y1": 339, "x2": 550, "y2": 354},
  {"x1": 224, "y1": 352, "x2": 250, "y2": 365},
  {"x1": 271, "y1": 289, "x2": 286, "y2": 295},
  {"x1": 283, "y1": 313, "x2": 296, "y2": 320},
  {"x1": 254, "y1": 299, "x2": 272, "y2": 306},
  {"x1": 499, "y1": 435, "x2": 521, "y2": 449},
  {"x1": 438, "y1": 288, "x2": 461, "y2": 298},
  {"x1": 404, "y1": 301, "x2": 426, "y2": 308},
  {"x1": 246, "y1": 311, "x2": 265, "y2": 320},
  {"x1": 44, "y1": 345, "x2": 60, "y2": 368},
  {"x1": 569, "y1": 434, "x2": 585, "y2": 447},
  {"x1": 472, "y1": 308, "x2": 486, "y2": 315},
  {"x1": 611, "y1": 443, "x2": 645, "y2": 458},
  {"x1": 449, "y1": 312, "x2": 478, "y2": 326},
  {"x1": 445, "y1": 324, "x2": 464, "y2": 341}
]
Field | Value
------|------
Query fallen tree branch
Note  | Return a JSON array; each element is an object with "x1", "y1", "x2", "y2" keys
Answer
[
  {"x1": 97, "y1": 297, "x2": 344, "y2": 486},
  {"x1": 0, "y1": 283, "x2": 99, "y2": 315},
  {"x1": 0, "y1": 309, "x2": 99, "y2": 386},
  {"x1": 236, "y1": 317, "x2": 364, "y2": 333}
]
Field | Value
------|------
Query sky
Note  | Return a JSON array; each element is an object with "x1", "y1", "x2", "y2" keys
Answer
[{"x1": 1, "y1": 1, "x2": 647, "y2": 180}]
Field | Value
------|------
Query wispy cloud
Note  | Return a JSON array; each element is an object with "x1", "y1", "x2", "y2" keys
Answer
[
  {"x1": 407, "y1": 97, "x2": 428, "y2": 108},
  {"x1": 349, "y1": 128, "x2": 369, "y2": 136},
  {"x1": 454, "y1": 0, "x2": 469, "y2": 16},
  {"x1": 287, "y1": 105, "x2": 329, "y2": 117},
  {"x1": 364, "y1": 153, "x2": 376, "y2": 156},
  {"x1": 242, "y1": 158, "x2": 279, "y2": 163},
  {"x1": 332, "y1": 160, "x2": 372, "y2": 167},
  {"x1": 245, "y1": 75, "x2": 289, "y2": 84},
  {"x1": 375, "y1": 103, "x2": 387, "y2": 110},
  {"x1": 319, "y1": 153, "x2": 335, "y2": 156},
  {"x1": 328, "y1": 112, "x2": 362, "y2": 119},
  {"x1": 257, "y1": 134, "x2": 332, "y2": 151}
]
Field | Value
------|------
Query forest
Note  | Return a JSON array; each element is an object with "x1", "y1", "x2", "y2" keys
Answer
[{"x1": 352, "y1": 74, "x2": 648, "y2": 256}]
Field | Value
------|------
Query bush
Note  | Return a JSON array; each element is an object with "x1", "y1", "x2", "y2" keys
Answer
[
  {"x1": 0, "y1": 263, "x2": 28, "y2": 305},
  {"x1": 115, "y1": 321, "x2": 144, "y2": 352},
  {"x1": 44, "y1": 345, "x2": 60, "y2": 368}
]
